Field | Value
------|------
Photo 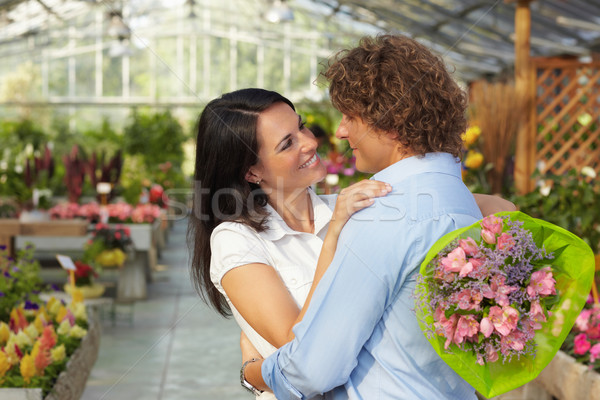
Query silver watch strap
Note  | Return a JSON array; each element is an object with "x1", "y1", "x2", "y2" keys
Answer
[{"x1": 240, "y1": 358, "x2": 263, "y2": 396}]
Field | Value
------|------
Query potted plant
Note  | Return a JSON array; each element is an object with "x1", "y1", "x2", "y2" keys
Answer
[
  {"x1": 83, "y1": 223, "x2": 133, "y2": 269},
  {"x1": 63, "y1": 261, "x2": 105, "y2": 299}
]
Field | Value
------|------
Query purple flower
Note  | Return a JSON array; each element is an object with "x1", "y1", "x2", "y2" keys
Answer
[
  {"x1": 0, "y1": 291, "x2": 5, "y2": 297},
  {"x1": 0, "y1": 245, "x2": 6, "y2": 251},
  {"x1": 24, "y1": 300, "x2": 39, "y2": 310}
]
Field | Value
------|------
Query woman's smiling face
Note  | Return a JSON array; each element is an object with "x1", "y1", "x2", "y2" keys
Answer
[{"x1": 249, "y1": 102, "x2": 326, "y2": 194}]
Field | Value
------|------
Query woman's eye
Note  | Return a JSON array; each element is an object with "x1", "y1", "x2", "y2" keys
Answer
[
  {"x1": 282, "y1": 138, "x2": 292, "y2": 150},
  {"x1": 299, "y1": 120, "x2": 307, "y2": 130}
]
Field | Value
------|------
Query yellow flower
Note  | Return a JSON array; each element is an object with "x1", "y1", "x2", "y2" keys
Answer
[
  {"x1": 57, "y1": 320, "x2": 71, "y2": 336},
  {"x1": 462, "y1": 126, "x2": 481, "y2": 147},
  {"x1": 4, "y1": 339, "x2": 20, "y2": 366},
  {"x1": 464, "y1": 151, "x2": 484, "y2": 169},
  {"x1": 30, "y1": 341, "x2": 40, "y2": 362},
  {"x1": 69, "y1": 325, "x2": 87, "y2": 339},
  {"x1": 55, "y1": 305, "x2": 68, "y2": 324},
  {"x1": 0, "y1": 322, "x2": 10, "y2": 345},
  {"x1": 51, "y1": 344, "x2": 66, "y2": 363},
  {"x1": 15, "y1": 330, "x2": 33, "y2": 349},
  {"x1": 70, "y1": 302, "x2": 87, "y2": 322},
  {"x1": 72, "y1": 289, "x2": 84, "y2": 304},
  {"x1": 47, "y1": 297, "x2": 61, "y2": 316},
  {"x1": 33, "y1": 313, "x2": 49, "y2": 333},
  {"x1": 20, "y1": 354, "x2": 36, "y2": 383},
  {"x1": 0, "y1": 350, "x2": 10, "y2": 378},
  {"x1": 24, "y1": 324, "x2": 39, "y2": 341}
]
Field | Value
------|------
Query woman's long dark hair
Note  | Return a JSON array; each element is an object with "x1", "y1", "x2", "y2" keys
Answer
[{"x1": 188, "y1": 88, "x2": 295, "y2": 317}]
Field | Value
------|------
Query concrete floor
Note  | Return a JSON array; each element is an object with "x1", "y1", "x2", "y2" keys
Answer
[{"x1": 80, "y1": 219, "x2": 243, "y2": 400}]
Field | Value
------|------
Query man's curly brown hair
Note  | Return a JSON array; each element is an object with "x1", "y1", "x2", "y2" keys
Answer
[{"x1": 323, "y1": 34, "x2": 467, "y2": 158}]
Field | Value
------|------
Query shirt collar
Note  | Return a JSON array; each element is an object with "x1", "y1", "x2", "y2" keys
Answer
[
  {"x1": 260, "y1": 188, "x2": 332, "y2": 241},
  {"x1": 372, "y1": 152, "x2": 461, "y2": 184}
]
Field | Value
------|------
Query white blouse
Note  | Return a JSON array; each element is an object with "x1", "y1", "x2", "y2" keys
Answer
[{"x1": 210, "y1": 190, "x2": 335, "y2": 399}]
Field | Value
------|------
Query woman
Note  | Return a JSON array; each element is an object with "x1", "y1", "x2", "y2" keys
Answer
[{"x1": 189, "y1": 88, "x2": 513, "y2": 399}]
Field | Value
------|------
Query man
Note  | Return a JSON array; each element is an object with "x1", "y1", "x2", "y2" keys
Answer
[{"x1": 241, "y1": 34, "x2": 481, "y2": 399}]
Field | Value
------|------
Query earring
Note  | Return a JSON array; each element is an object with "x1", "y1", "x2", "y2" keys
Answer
[{"x1": 256, "y1": 180, "x2": 261, "y2": 185}]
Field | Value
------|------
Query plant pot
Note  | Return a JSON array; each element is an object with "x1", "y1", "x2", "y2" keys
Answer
[
  {"x1": 535, "y1": 350, "x2": 600, "y2": 400},
  {"x1": 63, "y1": 283, "x2": 106, "y2": 299},
  {"x1": 18, "y1": 210, "x2": 50, "y2": 223}
]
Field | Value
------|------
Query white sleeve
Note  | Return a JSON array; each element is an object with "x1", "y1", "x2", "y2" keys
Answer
[{"x1": 209, "y1": 223, "x2": 271, "y2": 292}]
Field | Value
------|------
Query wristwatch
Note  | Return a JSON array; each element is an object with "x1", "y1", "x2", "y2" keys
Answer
[{"x1": 241, "y1": 358, "x2": 264, "y2": 396}]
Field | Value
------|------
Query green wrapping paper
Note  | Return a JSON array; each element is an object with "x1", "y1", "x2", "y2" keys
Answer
[{"x1": 415, "y1": 211, "x2": 595, "y2": 398}]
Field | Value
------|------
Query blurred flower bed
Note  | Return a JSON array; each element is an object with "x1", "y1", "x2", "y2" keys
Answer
[
  {"x1": 48, "y1": 201, "x2": 162, "y2": 224},
  {"x1": 562, "y1": 296, "x2": 600, "y2": 372},
  {"x1": 512, "y1": 167, "x2": 599, "y2": 255},
  {"x1": 0, "y1": 245, "x2": 89, "y2": 395},
  {"x1": 0, "y1": 111, "x2": 190, "y2": 217}
]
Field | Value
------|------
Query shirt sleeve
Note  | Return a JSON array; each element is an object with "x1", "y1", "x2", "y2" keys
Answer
[
  {"x1": 210, "y1": 223, "x2": 271, "y2": 291},
  {"x1": 261, "y1": 214, "x2": 408, "y2": 399}
]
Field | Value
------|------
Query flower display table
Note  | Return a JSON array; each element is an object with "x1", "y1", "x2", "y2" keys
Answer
[
  {"x1": 14, "y1": 220, "x2": 161, "y2": 301},
  {"x1": 0, "y1": 218, "x2": 20, "y2": 256}
]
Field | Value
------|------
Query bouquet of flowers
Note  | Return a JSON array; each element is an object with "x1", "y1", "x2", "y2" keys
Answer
[
  {"x1": 83, "y1": 223, "x2": 133, "y2": 268},
  {"x1": 415, "y1": 211, "x2": 595, "y2": 397}
]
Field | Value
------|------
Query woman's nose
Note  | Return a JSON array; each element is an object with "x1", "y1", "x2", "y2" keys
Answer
[{"x1": 300, "y1": 131, "x2": 318, "y2": 152}]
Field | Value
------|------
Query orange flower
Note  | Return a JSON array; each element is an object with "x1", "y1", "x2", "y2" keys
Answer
[
  {"x1": 33, "y1": 341, "x2": 52, "y2": 373},
  {"x1": 9, "y1": 307, "x2": 28, "y2": 333},
  {"x1": 39, "y1": 326, "x2": 57, "y2": 350}
]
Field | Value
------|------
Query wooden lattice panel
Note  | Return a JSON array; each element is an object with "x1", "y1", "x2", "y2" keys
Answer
[{"x1": 534, "y1": 60, "x2": 600, "y2": 176}]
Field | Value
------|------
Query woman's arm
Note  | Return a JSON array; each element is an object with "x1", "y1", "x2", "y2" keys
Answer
[
  {"x1": 473, "y1": 193, "x2": 516, "y2": 216},
  {"x1": 288, "y1": 180, "x2": 391, "y2": 338},
  {"x1": 221, "y1": 180, "x2": 391, "y2": 349}
]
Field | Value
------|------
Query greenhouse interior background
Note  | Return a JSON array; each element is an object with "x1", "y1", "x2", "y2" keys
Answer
[{"x1": 0, "y1": 0, "x2": 600, "y2": 399}]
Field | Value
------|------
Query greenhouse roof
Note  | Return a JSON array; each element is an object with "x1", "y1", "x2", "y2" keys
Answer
[{"x1": 0, "y1": 0, "x2": 599, "y2": 100}]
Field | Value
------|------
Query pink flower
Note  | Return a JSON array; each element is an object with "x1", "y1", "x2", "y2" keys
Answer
[
  {"x1": 481, "y1": 215, "x2": 503, "y2": 234},
  {"x1": 455, "y1": 289, "x2": 483, "y2": 311},
  {"x1": 489, "y1": 305, "x2": 519, "y2": 336},
  {"x1": 440, "y1": 247, "x2": 473, "y2": 278},
  {"x1": 481, "y1": 275, "x2": 518, "y2": 306},
  {"x1": 500, "y1": 330, "x2": 526, "y2": 354},
  {"x1": 527, "y1": 266, "x2": 556, "y2": 298},
  {"x1": 497, "y1": 233, "x2": 515, "y2": 251},
  {"x1": 481, "y1": 229, "x2": 496, "y2": 244},
  {"x1": 480, "y1": 317, "x2": 494, "y2": 337},
  {"x1": 574, "y1": 333, "x2": 591, "y2": 355},
  {"x1": 485, "y1": 343, "x2": 499, "y2": 363},
  {"x1": 590, "y1": 343, "x2": 600, "y2": 363},
  {"x1": 466, "y1": 257, "x2": 487, "y2": 279},
  {"x1": 453, "y1": 315, "x2": 479, "y2": 345},
  {"x1": 459, "y1": 238, "x2": 479, "y2": 256},
  {"x1": 529, "y1": 300, "x2": 547, "y2": 330},
  {"x1": 575, "y1": 309, "x2": 593, "y2": 331},
  {"x1": 434, "y1": 307, "x2": 458, "y2": 350}
]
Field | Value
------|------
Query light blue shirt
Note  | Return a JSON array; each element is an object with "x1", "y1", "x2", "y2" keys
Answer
[{"x1": 262, "y1": 153, "x2": 482, "y2": 400}]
